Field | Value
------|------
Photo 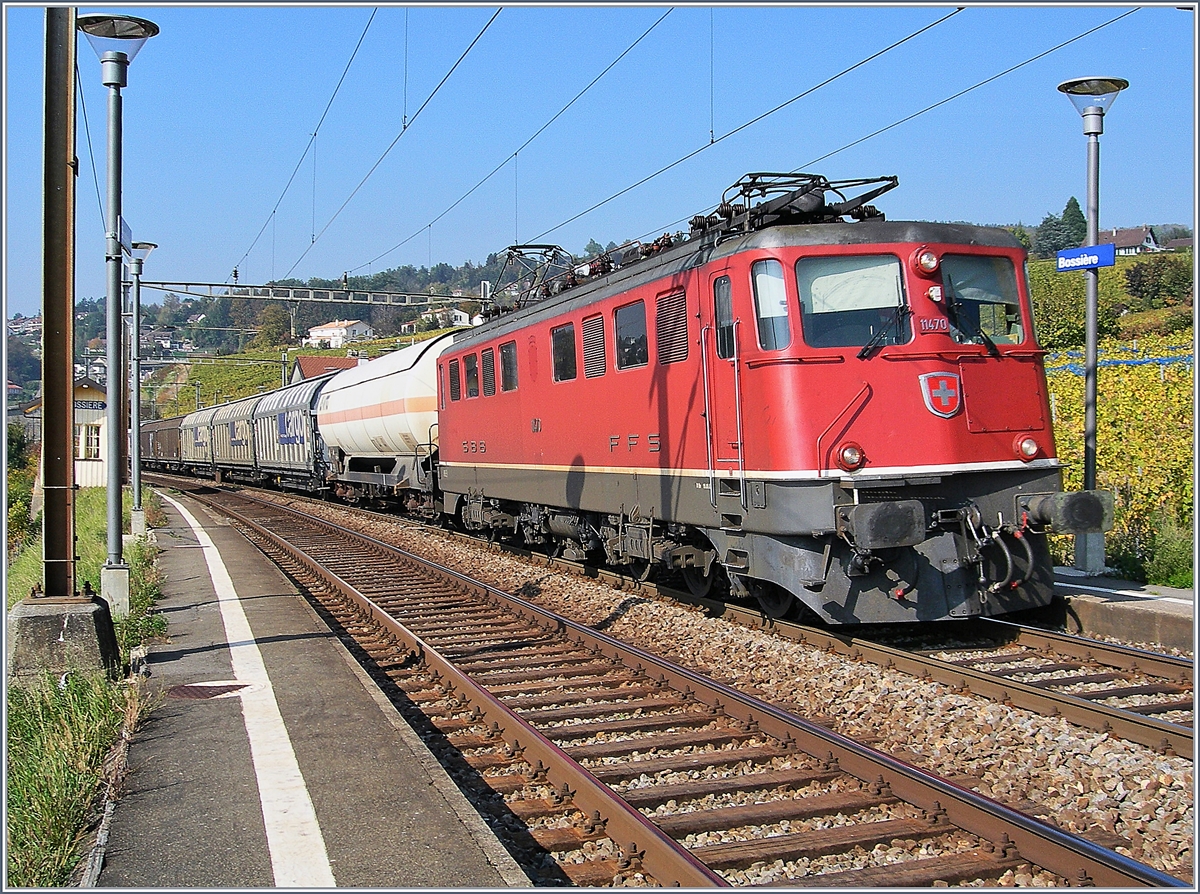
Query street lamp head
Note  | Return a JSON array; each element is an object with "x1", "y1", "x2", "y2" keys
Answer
[
  {"x1": 131, "y1": 241, "x2": 157, "y2": 262},
  {"x1": 77, "y1": 13, "x2": 159, "y2": 63},
  {"x1": 1057, "y1": 76, "x2": 1129, "y2": 116}
]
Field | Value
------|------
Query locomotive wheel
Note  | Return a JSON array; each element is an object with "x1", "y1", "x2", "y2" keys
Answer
[
  {"x1": 681, "y1": 564, "x2": 714, "y2": 598},
  {"x1": 747, "y1": 579, "x2": 795, "y2": 619}
]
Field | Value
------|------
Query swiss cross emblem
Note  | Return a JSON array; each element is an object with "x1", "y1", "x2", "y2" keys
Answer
[{"x1": 919, "y1": 372, "x2": 961, "y2": 418}]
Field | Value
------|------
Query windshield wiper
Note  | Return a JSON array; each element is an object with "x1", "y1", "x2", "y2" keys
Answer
[
  {"x1": 856, "y1": 304, "x2": 911, "y2": 359},
  {"x1": 945, "y1": 275, "x2": 1000, "y2": 357}
]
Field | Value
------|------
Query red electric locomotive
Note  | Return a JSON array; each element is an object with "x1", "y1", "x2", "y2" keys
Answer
[{"x1": 434, "y1": 173, "x2": 1112, "y2": 624}]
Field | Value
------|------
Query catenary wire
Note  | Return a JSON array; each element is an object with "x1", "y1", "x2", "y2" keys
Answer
[
  {"x1": 75, "y1": 62, "x2": 106, "y2": 240},
  {"x1": 529, "y1": 7, "x2": 963, "y2": 243},
  {"x1": 533, "y1": 7, "x2": 1138, "y2": 247},
  {"x1": 348, "y1": 7, "x2": 674, "y2": 274},
  {"x1": 281, "y1": 7, "x2": 503, "y2": 281},
  {"x1": 229, "y1": 8, "x2": 378, "y2": 282},
  {"x1": 623, "y1": 7, "x2": 1141, "y2": 253}
]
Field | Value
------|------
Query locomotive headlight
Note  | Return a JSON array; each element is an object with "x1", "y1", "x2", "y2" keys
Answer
[
  {"x1": 913, "y1": 247, "x2": 940, "y2": 275},
  {"x1": 1014, "y1": 435, "x2": 1040, "y2": 461},
  {"x1": 836, "y1": 441, "x2": 866, "y2": 471}
]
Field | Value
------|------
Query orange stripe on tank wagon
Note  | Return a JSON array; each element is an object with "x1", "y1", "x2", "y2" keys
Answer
[{"x1": 318, "y1": 395, "x2": 437, "y2": 426}]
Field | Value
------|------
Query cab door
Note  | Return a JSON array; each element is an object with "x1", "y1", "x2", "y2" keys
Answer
[{"x1": 701, "y1": 270, "x2": 745, "y2": 511}]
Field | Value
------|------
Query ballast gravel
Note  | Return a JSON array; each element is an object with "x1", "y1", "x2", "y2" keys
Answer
[{"x1": 259, "y1": 497, "x2": 1194, "y2": 883}]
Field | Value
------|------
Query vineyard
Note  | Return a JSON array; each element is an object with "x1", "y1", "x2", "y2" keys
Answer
[{"x1": 1045, "y1": 334, "x2": 1194, "y2": 585}]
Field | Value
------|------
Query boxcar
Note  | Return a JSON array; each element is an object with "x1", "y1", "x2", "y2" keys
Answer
[
  {"x1": 180, "y1": 406, "x2": 220, "y2": 477},
  {"x1": 253, "y1": 374, "x2": 333, "y2": 490},
  {"x1": 141, "y1": 414, "x2": 185, "y2": 471},
  {"x1": 211, "y1": 395, "x2": 262, "y2": 481}
]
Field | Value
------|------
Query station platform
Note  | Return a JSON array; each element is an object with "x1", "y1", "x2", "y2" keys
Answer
[
  {"x1": 1054, "y1": 567, "x2": 1194, "y2": 653},
  {"x1": 92, "y1": 491, "x2": 529, "y2": 888}
]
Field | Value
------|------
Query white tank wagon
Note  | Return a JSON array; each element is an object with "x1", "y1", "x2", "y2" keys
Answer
[
  {"x1": 253, "y1": 373, "x2": 334, "y2": 490},
  {"x1": 180, "y1": 405, "x2": 220, "y2": 475},
  {"x1": 211, "y1": 395, "x2": 263, "y2": 480},
  {"x1": 315, "y1": 332, "x2": 456, "y2": 502}
]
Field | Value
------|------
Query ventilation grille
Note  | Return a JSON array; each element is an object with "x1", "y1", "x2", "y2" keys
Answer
[
  {"x1": 448, "y1": 359, "x2": 461, "y2": 401},
  {"x1": 656, "y1": 292, "x2": 689, "y2": 364},
  {"x1": 481, "y1": 348, "x2": 496, "y2": 396},
  {"x1": 582, "y1": 315, "x2": 607, "y2": 378}
]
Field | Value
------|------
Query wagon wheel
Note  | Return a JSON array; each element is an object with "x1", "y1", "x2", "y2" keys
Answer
[{"x1": 626, "y1": 558, "x2": 655, "y2": 583}]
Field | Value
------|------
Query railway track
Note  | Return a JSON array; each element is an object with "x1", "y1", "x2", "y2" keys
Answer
[
  {"x1": 163, "y1": 481, "x2": 1184, "y2": 887},
  {"x1": 146, "y1": 474, "x2": 1192, "y2": 758},
  {"x1": 675, "y1": 600, "x2": 1194, "y2": 760}
]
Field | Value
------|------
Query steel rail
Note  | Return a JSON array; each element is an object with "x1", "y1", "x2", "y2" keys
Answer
[
  {"x1": 147, "y1": 475, "x2": 1192, "y2": 758},
  {"x1": 667, "y1": 590, "x2": 1193, "y2": 759},
  {"x1": 978, "y1": 617, "x2": 1194, "y2": 680},
  {"x1": 194, "y1": 487, "x2": 1185, "y2": 888},
  {"x1": 208, "y1": 492, "x2": 728, "y2": 888}
]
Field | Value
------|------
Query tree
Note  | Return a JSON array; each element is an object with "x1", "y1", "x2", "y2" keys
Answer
[
  {"x1": 7, "y1": 422, "x2": 31, "y2": 470},
  {"x1": 6, "y1": 336, "x2": 40, "y2": 387},
  {"x1": 1006, "y1": 224, "x2": 1032, "y2": 250},
  {"x1": 584, "y1": 239, "x2": 605, "y2": 257},
  {"x1": 1124, "y1": 254, "x2": 1195, "y2": 310},
  {"x1": 1033, "y1": 212, "x2": 1075, "y2": 257},
  {"x1": 252, "y1": 303, "x2": 293, "y2": 348},
  {"x1": 1062, "y1": 197, "x2": 1087, "y2": 247}
]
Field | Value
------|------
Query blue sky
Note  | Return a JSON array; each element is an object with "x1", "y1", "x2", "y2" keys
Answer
[{"x1": 4, "y1": 3, "x2": 1196, "y2": 319}]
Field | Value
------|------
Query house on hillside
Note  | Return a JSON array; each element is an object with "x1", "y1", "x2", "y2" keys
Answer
[
  {"x1": 304, "y1": 319, "x2": 374, "y2": 349},
  {"x1": 1108, "y1": 226, "x2": 1161, "y2": 256},
  {"x1": 1164, "y1": 237, "x2": 1193, "y2": 253},
  {"x1": 289, "y1": 354, "x2": 364, "y2": 384}
]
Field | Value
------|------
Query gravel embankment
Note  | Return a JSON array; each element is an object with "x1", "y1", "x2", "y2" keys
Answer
[{"x1": 263, "y1": 497, "x2": 1194, "y2": 882}]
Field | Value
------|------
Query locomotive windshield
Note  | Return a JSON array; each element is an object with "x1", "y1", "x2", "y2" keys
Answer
[
  {"x1": 795, "y1": 255, "x2": 910, "y2": 349},
  {"x1": 941, "y1": 254, "x2": 1024, "y2": 346}
]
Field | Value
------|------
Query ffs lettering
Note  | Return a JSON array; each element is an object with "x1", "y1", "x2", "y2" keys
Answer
[{"x1": 608, "y1": 433, "x2": 661, "y2": 453}]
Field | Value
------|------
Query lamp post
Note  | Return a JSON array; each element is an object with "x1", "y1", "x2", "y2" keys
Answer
[
  {"x1": 77, "y1": 12, "x2": 158, "y2": 615},
  {"x1": 1057, "y1": 76, "x2": 1127, "y2": 575},
  {"x1": 129, "y1": 241, "x2": 155, "y2": 535}
]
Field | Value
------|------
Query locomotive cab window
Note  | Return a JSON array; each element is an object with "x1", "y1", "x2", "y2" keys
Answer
[
  {"x1": 464, "y1": 354, "x2": 480, "y2": 398},
  {"x1": 752, "y1": 259, "x2": 791, "y2": 350},
  {"x1": 615, "y1": 301, "x2": 648, "y2": 369},
  {"x1": 795, "y1": 255, "x2": 909, "y2": 349},
  {"x1": 714, "y1": 276, "x2": 735, "y2": 359},
  {"x1": 941, "y1": 254, "x2": 1024, "y2": 346},
  {"x1": 551, "y1": 323, "x2": 577, "y2": 381},
  {"x1": 500, "y1": 340, "x2": 519, "y2": 391}
]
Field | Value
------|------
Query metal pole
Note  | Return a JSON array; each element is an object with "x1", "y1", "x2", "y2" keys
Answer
[
  {"x1": 131, "y1": 257, "x2": 144, "y2": 511},
  {"x1": 102, "y1": 51, "x2": 128, "y2": 568},
  {"x1": 41, "y1": 7, "x2": 77, "y2": 600},
  {"x1": 1077, "y1": 105, "x2": 1105, "y2": 574},
  {"x1": 1082, "y1": 107, "x2": 1102, "y2": 493}
]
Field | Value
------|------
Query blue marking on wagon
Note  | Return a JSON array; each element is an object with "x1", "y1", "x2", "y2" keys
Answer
[{"x1": 278, "y1": 412, "x2": 305, "y2": 446}]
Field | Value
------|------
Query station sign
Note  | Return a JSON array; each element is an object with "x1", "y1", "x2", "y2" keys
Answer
[{"x1": 1056, "y1": 243, "x2": 1115, "y2": 271}]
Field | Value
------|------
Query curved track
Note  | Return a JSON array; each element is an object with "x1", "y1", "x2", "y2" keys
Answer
[{"x1": 159, "y1": 481, "x2": 1185, "y2": 887}]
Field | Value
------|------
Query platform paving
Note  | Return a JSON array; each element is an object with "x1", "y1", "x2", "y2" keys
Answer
[
  {"x1": 95, "y1": 491, "x2": 528, "y2": 888},
  {"x1": 1055, "y1": 567, "x2": 1194, "y2": 653}
]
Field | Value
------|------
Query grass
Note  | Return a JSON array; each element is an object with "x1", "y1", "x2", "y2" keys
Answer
[
  {"x1": 6, "y1": 672, "x2": 154, "y2": 887},
  {"x1": 6, "y1": 486, "x2": 167, "y2": 887}
]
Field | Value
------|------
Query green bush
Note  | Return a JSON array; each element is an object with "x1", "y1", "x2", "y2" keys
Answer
[{"x1": 1146, "y1": 511, "x2": 1194, "y2": 589}]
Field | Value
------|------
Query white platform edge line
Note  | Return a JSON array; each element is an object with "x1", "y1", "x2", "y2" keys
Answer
[{"x1": 162, "y1": 493, "x2": 337, "y2": 887}]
